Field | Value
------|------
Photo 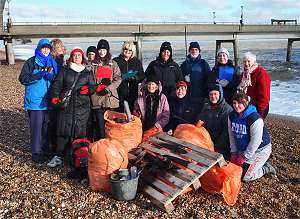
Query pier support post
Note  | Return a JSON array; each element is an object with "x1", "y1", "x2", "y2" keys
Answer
[
  {"x1": 134, "y1": 34, "x2": 143, "y2": 64},
  {"x1": 4, "y1": 37, "x2": 15, "y2": 65},
  {"x1": 286, "y1": 38, "x2": 300, "y2": 62},
  {"x1": 215, "y1": 39, "x2": 239, "y2": 67}
]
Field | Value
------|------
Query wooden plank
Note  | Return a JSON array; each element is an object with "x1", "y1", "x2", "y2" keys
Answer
[
  {"x1": 142, "y1": 175, "x2": 180, "y2": 198},
  {"x1": 153, "y1": 133, "x2": 221, "y2": 160},
  {"x1": 191, "y1": 179, "x2": 201, "y2": 191},
  {"x1": 157, "y1": 171, "x2": 188, "y2": 189},
  {"x1": 170, "y1": 168, "x2": 196, "y2": 182},
  {"x1": 148, "y1": 139, "x2": 216, "y2": 167}
]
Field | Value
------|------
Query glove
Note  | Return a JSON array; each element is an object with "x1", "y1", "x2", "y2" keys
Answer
[
  {"x1": 79, "y1": 85, "x2": 90, "y2": 95},
  {"x1": 101, "y1": 78, "x2": 111, "y2": 86},
  {"x1": 132, "y1": 111, "x2": 140, "y2": 117},
  {"x1": 36, "y1": 70, "x2": 47, "y2": 79},
  {"x1": 218, "y1": 79, "x2": 229, "y2": 87},
  {"x1": 234, "y1": 154, "x2": 246, "y2": 166},
  {"x1": 196, "y1": 120, "x2": 204, "y2": 128},
  {"x1": 95, "y1": 84, "x2": 107, "y2": 93},
  {"x1": 45, "y1": 72, "x2": 55, "y2": 81},
  {"x1": 51, "y1": 97, "x2": 62, "y2": 105},
  {"x1": 167, "y1": 130, "x2": 173, "y2": 136},
  {"x1": 97, "y1": 88, "x2": 110, "y2": 96},
  {"x1": 184, "y1": 74, "x2": 190, "y2": 83}
]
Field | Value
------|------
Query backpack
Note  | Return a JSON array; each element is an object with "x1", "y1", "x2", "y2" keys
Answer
[{"x1": 71, "y1": 138, "x2": 91, "y2": 169}]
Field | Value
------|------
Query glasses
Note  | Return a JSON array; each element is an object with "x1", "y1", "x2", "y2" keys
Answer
[{"x1": 124, "y1": 48, "x2": 133, "y2": 52}]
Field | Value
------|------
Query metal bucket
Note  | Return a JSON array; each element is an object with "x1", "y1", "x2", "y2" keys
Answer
[{"x1": 109, "y1": 175, "x2": 139, "y2": 201}]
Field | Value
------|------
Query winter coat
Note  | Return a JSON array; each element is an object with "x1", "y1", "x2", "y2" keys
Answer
[
  {"x1": 113, "y1": 55, "x2": 145, "y2": 109},
  {"x1": 19, "y1": 56, "x2": 54, "y2": 110},
  {"x1": 90, "y1": 59, "x2": 121, "y2": 109},
  {"x1": 208, "y1": 59, "x2": 240, "y2": 105},
  {"x1": 197, "y1": 94, "x2": 233, "y2": 160},
  {"x1": 165, "y1": 95, "x2": 196, "y2": 132},
  {"x1": 228, "y1": 104, "x2": 271, "y2": 159},
  {"x1": 134, "y1": 81, "x2": 170, "y2": 129},
  {"x1": 51, "y1": 66, "x2": 92, "y2": 137},
  {"x1": 244, "y1": 66, "x2": 271, "y2": 117},
  {"x1": 180, "y1": 54, "x2": 211, "y2": 100},
  {"x1": 145, "y1": 58, "x2": 183, "y2": 99}
]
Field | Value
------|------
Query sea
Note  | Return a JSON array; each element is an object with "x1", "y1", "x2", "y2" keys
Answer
[{"x1": 1, "y1": 36, "x2": 300, "y2": 118}]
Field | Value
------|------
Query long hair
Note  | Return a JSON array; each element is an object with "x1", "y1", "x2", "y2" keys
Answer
[{"x1": 95, "y1": 52, "x2": 112, "y2": 65}]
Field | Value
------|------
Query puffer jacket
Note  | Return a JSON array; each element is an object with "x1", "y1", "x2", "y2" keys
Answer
[{"x1": 90, "y1": 59, "x2": 121, "y2": 109}]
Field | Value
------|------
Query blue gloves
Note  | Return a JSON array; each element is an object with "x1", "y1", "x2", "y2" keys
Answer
[
  {"x1": 35, "y1": 70, "x2": 47, "y2": 79},
  {"x1": 45, "y1": 72, "x2": 55, "y2": 81}
]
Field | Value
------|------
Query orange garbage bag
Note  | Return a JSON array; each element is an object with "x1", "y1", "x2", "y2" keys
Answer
[
  {"x1": 104, "y1": 110, "x2": 142, "y2": 152},
  {"x1": 142, "y1": 126, "x2": 162, "y2": 142},
  {"x1": 200, "y1": 162, "x2": 243, "y2": 206},
  {"x1": 173, "y1": 123, "x2": 214, "y2": 151},
  {"x1": 88, "y1": 138, "x2": 128, "y2": 192}
]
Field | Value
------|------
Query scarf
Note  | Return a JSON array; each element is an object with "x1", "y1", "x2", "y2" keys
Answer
[
  {"x1": 69, "y1": 62, "x2": 86, "y2": 73},
  {"x1": 237, "y1": 63, "x2": 258, "y2": 93},
  {"x1": 34, "y1": 49, "x2": 58, "y2": 73},
  {"x1": 143, "y1": 90, "x2": 160, "y2": 131}
]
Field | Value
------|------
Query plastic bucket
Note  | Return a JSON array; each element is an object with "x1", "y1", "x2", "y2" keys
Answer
[{"x1": 109, "y1": 176, "x2": 139, "y2": 201}]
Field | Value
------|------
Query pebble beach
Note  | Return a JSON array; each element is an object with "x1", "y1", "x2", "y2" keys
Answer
[{"x1": 0, "y1": 55, "x2": 299, "y2": 218}]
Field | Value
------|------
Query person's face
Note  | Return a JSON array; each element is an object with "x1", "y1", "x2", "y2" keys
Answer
[
  {"x1": 217, "y1": 53, "x2": 228, "y2": 65},
  {"x1": 233, "y1": 100, "x2": 246, "y2": 113},
  {"x1": 161, "y1": 50, "x2": 171, "y2": 61},
  {"x1": 56, "y1": 46, "x2": 66, "y2": 55},
  {"x1": 123, "y1": 47, "x2": 133, "y2": 59},
  {"x1": 72, "y1": 52, "x2": 83, "y2": 65},
  {"x1": 176, "y1": 86, "x2": 187, "y2": 99},
  {"x1": 98, "y1": 49, "x2": 107, "y2": 58},
  {"x1": 87, "y1": 52, "x2": 96, "y2": 61},
  {"x1": 41, "y1": 46, "x2": 51, "y2": 56},
  {"x1": 209, "y1": 90, "x2": 220, "y2": 104},
  {"x1": 189, "y1": 48, "x2": 200, "y2": 58},
  {"x1": 243, "y1": 57, "x2": 255, "y2": 70},
  {"x1": 147, "y1": 82, "x2": 158, "y2": 93}
]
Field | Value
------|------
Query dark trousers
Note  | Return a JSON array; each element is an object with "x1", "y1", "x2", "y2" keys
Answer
[
  {"x1": 56, "y1": 136, "x2": 71, "y2": 157},
  {"x1": 28, "y1": 110, "x2": 49, "y2": 155},
  {"x1": 92, "y1": 108, "x2": 106, "y2": 141},
  {"x1": 48, "y1": 109, "x2": 58, "y2": 151}
]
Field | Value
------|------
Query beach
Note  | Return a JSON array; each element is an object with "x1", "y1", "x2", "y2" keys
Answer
[{"x1": 0, "y1": 61, "x2": 299, "y2": 218}]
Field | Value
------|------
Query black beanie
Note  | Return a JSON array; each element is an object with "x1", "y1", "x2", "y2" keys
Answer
[
  {"x1": 146, "y1": 74, "x2": 159, "y2": 85},
  {"x1": 160, "y1": 41, "x2": 172, "y2": 54},
  {"x1": 97, "y1": 39, "x2": 110, "y2": 51},
  {"x1": 86, "y1": 46, "x2": 97, "y2": 55}
]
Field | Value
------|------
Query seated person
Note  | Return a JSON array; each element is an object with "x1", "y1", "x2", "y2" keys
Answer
[
  {"x1": 165, "y1": 81, "x2": 196, "y2": 135},
  {"x1": 228, "y1": 92, "x2": 276, "y2": 182},
  {"x1": 196, "y1": 84, "x2": 233, "y2": 160},
  {"x1": 133, "y1": 75, "x2": 170, "y2": 131}
]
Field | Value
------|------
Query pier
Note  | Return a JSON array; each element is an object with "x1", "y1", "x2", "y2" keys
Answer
[{"x1": 0, "y1": 0, "x2": 300, "y2": 64}]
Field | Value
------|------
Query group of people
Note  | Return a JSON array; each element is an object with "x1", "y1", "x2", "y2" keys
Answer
[{"x1": 19, "y1": 37, "x2": 276, "y2": 182}]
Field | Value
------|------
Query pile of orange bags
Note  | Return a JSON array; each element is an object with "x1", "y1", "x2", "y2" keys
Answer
[
  {"x1": 88, "y1": 138, "x2": 128, "y2": 192},
  {"x1": 200, "y1": 163, "x2": 242, "y2": 206},
  {"x1": 142, "y1": 126, "x2": 162, "y2": 142},
  {"x1": 173, "y1": 123, "x2": 214, "y2": 151},
  {"x1": 104, "y1": 110, "x2": 142, "y2": 152}
]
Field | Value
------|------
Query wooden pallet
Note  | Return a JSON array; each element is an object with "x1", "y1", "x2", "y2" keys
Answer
[{"x1": 137, "y1": 133, "x2": 226, "y2": 213}]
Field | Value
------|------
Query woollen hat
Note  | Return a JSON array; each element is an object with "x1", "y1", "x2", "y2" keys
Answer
[
  {"x1": 37, "y1": 38, "x2": 52, "y2": 50},
  {"x1": 97, "y1": 39, "x2": 110, "y2": 51},
  {"x1": 86, "y1": 46, "x2": 97, "y2": 55},
  {"x1": 70, "y1": 47, "x2": 85, "y2": 57},
  {"x1": 146, "y1": 74, "x2": 159, "y2": 85},
  {"x1": 217, "y1": 48, "x2": 230, "y2": 58},
  {"x1": 160, "y1": 41, "x2": 172, "y2": 54},
  {"x1": 176, "y1": 81, "x2": 188, "y2": 89},
  {"x1": 189, "y1": 41, "x2": 200, "y2": 51}
]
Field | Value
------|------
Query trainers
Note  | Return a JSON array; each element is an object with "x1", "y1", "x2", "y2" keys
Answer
[
  {"x1": 47, "y1": 156, "x2": 63, "y2": 168},
  {"x1": 262, "y1": 161, "x2": 277, "y2": 175}
]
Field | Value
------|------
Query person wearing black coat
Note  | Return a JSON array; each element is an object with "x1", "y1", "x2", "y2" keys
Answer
[
  {"x1": 208, "y1": 48, "x2": 240, "y2": 105},
  {"x1": 196, "y1": 83, "x2": 233, "y2": 160},
  {"x1": 47, "y1": 47, "x2": 93, "y2": 168},
  {"x1": 145, "y1": 41, "x2": 183, "y2": 100},
  {"x1": 113, "y1": 41, "x2": 145, "y2": 112},
  {"x1": 165, "y1": 81, "x2": 196, "y2": 134}
]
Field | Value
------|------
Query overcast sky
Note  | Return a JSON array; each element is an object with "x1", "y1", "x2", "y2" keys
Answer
[{"x1": 4, "y1": 0, "x2": 300, "y2": 24}]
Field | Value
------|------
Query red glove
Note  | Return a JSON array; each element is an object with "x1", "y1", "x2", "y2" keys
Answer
[
  {"x1": 51, "y1": 97, "x2": 61, "y2": 105},
  {"x1": 95, "y1": 84, "x2": 107, "y2": 93},
  {"x1": 132, "y1": 111, "x2": 139, "y2": 117},
  {"x1": 234, "y1": 154, "x2": 246, "y2": 166},
  {"x1": 80, "y1": 85, "x2": 89, "y2": 95}
]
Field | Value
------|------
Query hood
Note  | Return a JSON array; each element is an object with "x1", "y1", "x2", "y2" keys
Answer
[
  {"x1": 138, "y1": 78, "x2": 163, "y2": 97},
  {"x1": 36, "y1": 38, "x2": 51, "y2": 50},
  {"x1": 208, "y1": 83, "x2": 224, "y2": 105}
]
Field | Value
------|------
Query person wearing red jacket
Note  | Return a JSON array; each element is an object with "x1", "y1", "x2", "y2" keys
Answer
[{"x1": 237, "y1": 52, "x2": 271, "y2": 118}]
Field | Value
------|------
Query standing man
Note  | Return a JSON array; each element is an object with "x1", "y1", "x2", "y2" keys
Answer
[{"x1": 181, "y1": 41, "x2": 211, "y2": 113}]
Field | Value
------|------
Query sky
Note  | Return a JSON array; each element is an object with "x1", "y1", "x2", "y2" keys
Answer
[{"x1": 3, "y1": 0, "x2": 300, "y2": 24}]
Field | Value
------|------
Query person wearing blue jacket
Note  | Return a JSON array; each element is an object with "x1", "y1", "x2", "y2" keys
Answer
[
  {"x1": 181, "y1": 41, "x2": 211, "y2": 113},
  {"x1": 228, "y1": 92, "x2": 276, "y2": 182},
  {"x1": 19, "y1": 38, "x2": 58, "y2": 163}
]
